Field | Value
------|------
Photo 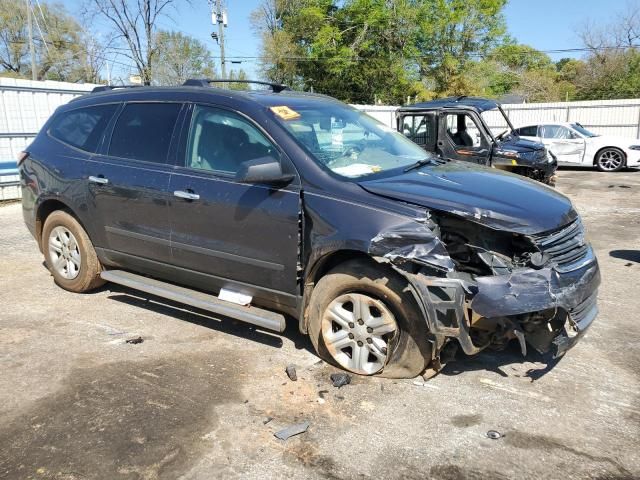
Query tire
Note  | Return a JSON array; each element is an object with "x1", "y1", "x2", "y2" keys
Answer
[
  {"x1": 42, "y1": 210, "x2": 105, "y2": 293},
  {"x1": 307, "y1": 259, "x2": 432, "y2": 379},
  {"x1": 596, "y1": 148, "x2": 625, "y2": 172}
]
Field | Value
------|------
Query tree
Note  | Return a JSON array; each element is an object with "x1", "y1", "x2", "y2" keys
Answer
[
  {"x1": 153, "y1": 31, "x2": 215, "y2": 86},
  {"x1": 252, "y1": 0, "x2": 424, "y2": 104},
  {"x1": 84, "y1": 0, "x2": 185, "y2": 84},
  {"x1": 226, "y1": 68, "x2": 251, "y2": 90},
  {"x1": 0, "y1": 0, "x2": 93, "y2": 81},
  {"x1": 415, "y1": 0, "x2": 508, "y2": 95},
  {"x1": 575, "y1": 1, "x2": 640, "y2": 99}
]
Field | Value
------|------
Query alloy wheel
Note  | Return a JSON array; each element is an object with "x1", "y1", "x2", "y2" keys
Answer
[
  {"x1": 48, "y1": 226, "x2": 81, "y2": 280},
  {"x1": 321, "y1": 293, "x2": 397, "y2": 375},
  {"x1": 598, "y1": 150, "x2": 624, "y2": 171}
]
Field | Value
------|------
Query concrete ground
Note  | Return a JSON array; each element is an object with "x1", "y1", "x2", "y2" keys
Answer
[{"x1": 0, "y1": 169, "x2": 639, "y2": 480}]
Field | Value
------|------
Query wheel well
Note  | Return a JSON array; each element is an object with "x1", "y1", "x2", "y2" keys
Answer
[
  {"x1": 35, "y1": 199, "x2": 73, "y2": 249},
  {"x1": 300, "y1": 250, "x2": 383, "y2": 333},
  {"x1": 593, "y1": 146, "x2": 626, "y2": 166},
  {"x1": 307, "y1": 250, "x2": 372, "y2": 286}
]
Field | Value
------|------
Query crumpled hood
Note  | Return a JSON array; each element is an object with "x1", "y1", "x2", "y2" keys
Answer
[{"x1": 359, "y1": 161, "x2": 577, "y2": 235}]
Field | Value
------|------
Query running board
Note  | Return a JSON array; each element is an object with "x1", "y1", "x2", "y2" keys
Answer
[{"x1": 100, "y1": 270, "x2": 286, "y2": 333}]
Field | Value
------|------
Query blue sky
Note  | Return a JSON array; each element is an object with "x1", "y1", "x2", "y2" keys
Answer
[{"x1": 64, "y1": 0, "x2": 627, "y2": 80}]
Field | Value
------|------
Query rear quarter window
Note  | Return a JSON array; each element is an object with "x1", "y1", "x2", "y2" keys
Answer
[
  {"x1": 48, "y1": 104, "x2": 118, "y2": 152},
  {"x1": 515, "y1": 126, "x2": 538, "y2": 137},
  {"x1": 108, "y1": 103, "x2": 182, "y2": 164}
]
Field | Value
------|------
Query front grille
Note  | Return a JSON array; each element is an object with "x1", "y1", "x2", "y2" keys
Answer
[{"x1": 531, "y1": 218, "x2": 589, "y2": 270}]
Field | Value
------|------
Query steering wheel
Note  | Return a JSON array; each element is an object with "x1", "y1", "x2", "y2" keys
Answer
[
  {"x1": 496, "y1": 129, "x2": 510, "y2": 141},
  {"x1": 342, "y1": 144, "x2": 363, "y2": 158}
]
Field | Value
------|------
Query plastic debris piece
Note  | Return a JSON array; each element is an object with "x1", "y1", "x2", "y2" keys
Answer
[
  {"x1": 274, "y1": 421, "x2": 309, "y2": 440},
  {"x1": 330, "y1": 373, "x2": 351, "y2": 388},
  {"x1": 486, "y1": 430, "x2": 503, "y2": 440},
  {"x1": 285, "y1": 364, "x2": 297, "y2": 381},
  {"x1": 125, "y1": 336, "x2": 143, "y2": 344}
]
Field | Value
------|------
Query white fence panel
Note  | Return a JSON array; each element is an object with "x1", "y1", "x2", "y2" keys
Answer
[{"x1": 0, "y1": 78, "x2": 98, "y2": 162}]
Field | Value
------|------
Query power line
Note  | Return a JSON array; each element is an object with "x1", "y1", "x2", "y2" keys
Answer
[{"x1": 209, "y1": 44, "x2": 640, "y2": 63}]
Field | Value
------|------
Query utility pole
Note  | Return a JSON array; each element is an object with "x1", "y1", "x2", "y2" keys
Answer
[
  {"x1": 213, "y1": 0, "x2": 227, "y2": 79},
  {"x1": 26, "y1": 0, "x2": 37, "y2": 81}
]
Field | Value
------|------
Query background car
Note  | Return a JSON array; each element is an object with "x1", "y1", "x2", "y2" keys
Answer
[{"x1": 513, "y1": 122, "x2": 640, "y2": 172}]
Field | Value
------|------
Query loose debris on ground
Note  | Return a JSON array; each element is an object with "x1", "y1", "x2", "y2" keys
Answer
[
  {"x1": 285, "y1": 364, "x2": 297, "y2": 381},
  {"x1": 274, "y1": 421, "x2": 310, "y2": 441},
  {"x1": 330, "y1": 373, "x2": 351, "y2": 388},
  {"x1": 125, "y1": 336, "x2": 144, "y2": 344}
]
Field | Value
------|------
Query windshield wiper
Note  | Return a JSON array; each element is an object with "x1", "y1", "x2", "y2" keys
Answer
[{"x1": 403, "y1": 157, "x2": 440, "y2": 173}]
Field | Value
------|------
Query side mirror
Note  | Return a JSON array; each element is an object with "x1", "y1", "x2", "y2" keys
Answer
[{"x1": 235, "y1": 156, "x2": 294, "y2": 186}]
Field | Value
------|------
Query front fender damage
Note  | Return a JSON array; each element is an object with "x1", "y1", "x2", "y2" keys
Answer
[{"x1": 368, "y1": 216, "x2": 600, "y2": 373}]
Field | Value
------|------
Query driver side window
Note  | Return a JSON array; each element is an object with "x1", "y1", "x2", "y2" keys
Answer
[
  {"x1": 445, "y1": 113, "x2": 483, "y2": 148},
  {"x1": 186, "y1": 105, "x2": 277, "y2": 175}
]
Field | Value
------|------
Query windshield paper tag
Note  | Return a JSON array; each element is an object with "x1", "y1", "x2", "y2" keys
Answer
[{"x1": 270, "y1": 106, "x2": 301, "y2": 120}]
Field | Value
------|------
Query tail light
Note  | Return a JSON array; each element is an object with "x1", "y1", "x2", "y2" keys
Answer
[{"x1": 17, "y1": 151, "x2": 29, "y2": 166}]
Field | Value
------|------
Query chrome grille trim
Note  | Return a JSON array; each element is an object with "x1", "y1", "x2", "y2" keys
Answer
[{"x1": 531, "y1": 218, "x2": 590, "y2": 272}]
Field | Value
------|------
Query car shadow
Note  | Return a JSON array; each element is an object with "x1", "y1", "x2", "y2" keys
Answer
[
  {"x1": 440, "y1": 342, "x2": 563, "y2": 382},
  {"x1": 609, "y1": 249, "x2": 640, "y2": 263},
  {"x1": 103, "y1": 284, "x2": 315, "y2": 354},
  {"x1": 558, "y1": 166, "x2": 639, "y2": 172}
]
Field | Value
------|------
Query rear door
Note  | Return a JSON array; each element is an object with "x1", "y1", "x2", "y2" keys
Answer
[
  {"x1": 398, "y1": 113, "x2": 438, "y2": 153},
  {"x1": 538, "y1": 125, "x2": 586, "y2": 164},
  {"x1": 87, "y1": 102, "x2": 184, "y2": 264},
  {"x1": 168, "y1": 104, "x2": 301, "y2": 296}
]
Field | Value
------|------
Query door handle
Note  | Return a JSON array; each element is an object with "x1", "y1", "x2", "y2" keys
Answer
[
  {"x1": 173, "y1": 190, "x2": 200, "y2": 201},
  {"x1": 88, "y1": 175, "x2": 109, "y2": 185}
]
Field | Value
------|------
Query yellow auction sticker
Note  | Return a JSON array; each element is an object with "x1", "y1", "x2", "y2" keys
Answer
[
  {"x1": 511, "y1": 159, "x2": 518, "y2": 166},
  {"x1": 270, "y1": 106, "x2": 301, "y2": 120}
]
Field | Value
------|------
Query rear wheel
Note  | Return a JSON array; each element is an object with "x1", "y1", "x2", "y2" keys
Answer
[
  {"x1": 307, "y1": 259, "x2": 431, "y2": 378},
  {"x1": 596, "y1": 148, "x2": 625, "y2": 172},
  {"x1": 42, "y1": 210, "x2": 104, "y2": 292}
]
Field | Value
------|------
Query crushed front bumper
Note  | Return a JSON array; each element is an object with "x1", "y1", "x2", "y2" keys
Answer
[{"x1": 403, "y1": 246, "x2": 601, "y2": 360}]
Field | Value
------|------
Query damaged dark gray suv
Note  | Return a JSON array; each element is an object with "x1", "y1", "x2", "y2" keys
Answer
[{"x1": 20, "y1": 80, "x2": 600, "y2": 378}]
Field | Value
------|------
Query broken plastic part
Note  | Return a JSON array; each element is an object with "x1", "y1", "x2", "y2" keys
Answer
[{"x1": 369, "y1": 220, "x2": 454, "y2": 272}]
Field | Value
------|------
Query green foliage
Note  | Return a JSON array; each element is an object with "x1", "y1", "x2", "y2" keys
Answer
[
  {"x1": 574, "y1": 49, "x2": 640, "y2": 100},
  {"x1": 0, "y1": 0, "x2": 97, "y2": 82},
  {"x1": 415, "y1": 0, "x2": 508, "y2": 96},
  {"x1": 153, "y1": 31, "x2": 216, "y2": 86}
]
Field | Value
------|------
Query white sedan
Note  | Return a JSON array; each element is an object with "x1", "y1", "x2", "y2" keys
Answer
[{"x1": 513, "y1": 122, "x2": 640, "y2": 172}]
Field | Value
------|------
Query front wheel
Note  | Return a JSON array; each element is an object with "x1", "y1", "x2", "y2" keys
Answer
[
  {"x1": 596, "y1": 148, "x2": 625, "y2": 172},
  {"x1": 307, "y1": 259, "x2": 431, "y2": 378}
]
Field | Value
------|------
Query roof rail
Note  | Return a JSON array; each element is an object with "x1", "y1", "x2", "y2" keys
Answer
[
  {"x1": 91, "y1": 85, "x2": 145, "y2": 94},
  {"x1": 182, "y1": 79, "x2": 290, "y2": 93}
]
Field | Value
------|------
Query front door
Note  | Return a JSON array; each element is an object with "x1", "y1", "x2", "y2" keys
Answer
[
  {"x1": 168, "y1": 104, "x2": 301, "y2": 297},
  {"x1": 438, "y1": 111, "x2": 491, "y2": 165},
  {"x1": 87, "y1": 102, "x2": 184, "y2": 264},
  {"x1": 539, "y1": 125, "x2": 586, "y2": 164}
]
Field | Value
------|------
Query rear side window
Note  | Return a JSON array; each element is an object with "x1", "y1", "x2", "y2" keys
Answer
[
  {"x1": 49, "y1": 104, "x2": 118, "y2": 152},
  {"x1": 401, "y1": 114, "x2": 436, "y2": 147},
  {"x1": 109, "y1": 103, "x2": 182, "y2": 164},
  {"x1": 515, "y1": 126, "x2": 538, "y2": 137}
]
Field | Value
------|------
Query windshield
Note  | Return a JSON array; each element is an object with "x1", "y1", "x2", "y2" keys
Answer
[
  {"x1": 271, "y1": 102, "x2": 428, "y2": 178},
  {"x1": 571, "y1": 123, "x2": 598, "y2": 137},
  {"x1": 480, "y1": 107, "x2": 513, "y2": 138}
]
